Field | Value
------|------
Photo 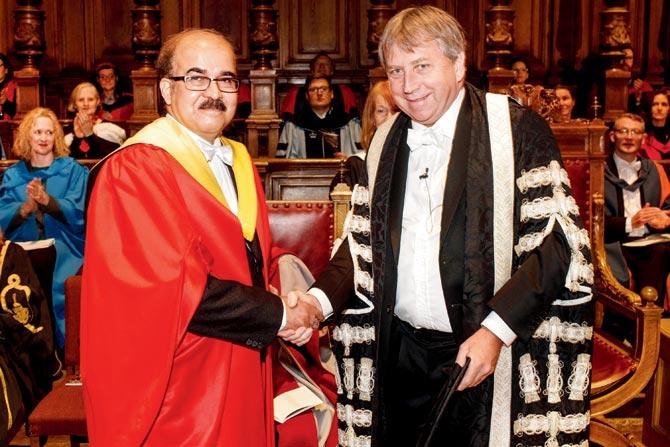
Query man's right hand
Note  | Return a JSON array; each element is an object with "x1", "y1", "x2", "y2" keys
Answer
[{"x1": 278, "y1": 291, "x2": 324, "y2": 346}]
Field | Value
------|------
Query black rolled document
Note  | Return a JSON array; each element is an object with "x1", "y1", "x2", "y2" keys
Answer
[{"x1": 416, "y1": 357, "x2": 471, "y2": 447}]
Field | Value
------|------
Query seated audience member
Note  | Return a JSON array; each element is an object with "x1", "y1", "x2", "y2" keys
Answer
[
  {"x1": 331, "y1": 80, "x2": 397, "y2": 191},
  {"x1": 0, "y1": 107, "x2": 88, "y2": 347},
  {"x1": 0, "y1": 53, "x2": 16, "y2": 121},
  {"x1": 65, "y1": 82, "x2": 126, "y2": 158},
  {"x1": 511, "y1": 57, "x2": 530, "y2": 85},
  {"x1": 641, "y1": 91, "x2": 670, "y2": 160},
  {"x1": 0, "y1": 227, "x2": 60, "y2": 433},
  {"x1": 94, "y1": 62, "x2": 134, "y2": 121},
  {"x1": 604, "y1": 113, "x2": 670, "y2": 306},
  {"x1": 277, "y1": 75, "x2": 361, "y2": 158},
  {"x1": 553, "y1": 84, "x2": 576, "y2": 123},
  {"x1": 621, "y1": 48, "x2": 654, "y2": 115},
  {"x1": 280, "y1": 51, "x2": 358, "y2": 121}
]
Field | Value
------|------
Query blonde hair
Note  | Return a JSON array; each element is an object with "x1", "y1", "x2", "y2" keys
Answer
[
  {"x1": 361, "y1": 81, "x2": 397, "y2": 150},
  {"x1": 67, "y1": 82, "x2": 100, "y2": 113},
  {"x1": 379, "y1": 6, "x2": 467, "y2": 69},
  {"x1": 13, "y1": 107, "x2": 69, "y2": 160}
]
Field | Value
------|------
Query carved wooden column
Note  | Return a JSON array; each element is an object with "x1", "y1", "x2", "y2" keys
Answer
[
  {"x1": 366, "y1": 0, "x2": 395, "y2": 87},
  {"x1": 129, "y1": 0, "x2": 161, "y2": 133},
  {"x1": 600, "y1": 0, "x2": 631, "y2": 120},
  {"x1": 13, "y1": 0, "x2": 45, "y2": 119},
  {"x1": 485, "y1": 0, "x2": 515, "y2": 93},
  {"x1": 246, "y1": 0, "x2": 281, "y2": 158}
]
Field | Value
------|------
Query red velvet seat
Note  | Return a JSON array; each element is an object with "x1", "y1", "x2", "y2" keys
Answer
[
  {"x1": 267, "y1": 201, "x2": 335, "y2": 279},
  {"x1": 27, "y1": 276, "x2": 85, "y2": 447},
  {"x1": 591, "y1": 332, "x2": 637, "y2": 392}
]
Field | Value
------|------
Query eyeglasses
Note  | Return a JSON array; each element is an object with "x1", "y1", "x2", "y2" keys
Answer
[
  {"x1": 170, "y1": 75, "x2": 240, "y2": 93},
  {"x1": 512, "y1": 68, "x2": 528, "y2": 73},
  {"x1": 98, "y1": 74, "x2": 115, "y2": 80},
  {"x1": 614, "y1": 128, "x2": 644, "y2": 137},
  {"x1": 308, "y1": 86, "x2": 330, "y2": 94}
]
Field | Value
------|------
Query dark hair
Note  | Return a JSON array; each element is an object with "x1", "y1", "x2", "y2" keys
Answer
[
  {"x1": 554, "y1": 84, "x2": 575, "y2": 98},
  {"x1": 95, "y1": 62, "x2": 120, "y2": 78},
  {"x1": 309, "y1": 51, "x2": 334, "y2": 73},
  {"x1": 305, "y1": 74, "x2": 332, "y2": 92},
  {"x1": 0, "y1": 53, "x2": 13, "y2": 81}
]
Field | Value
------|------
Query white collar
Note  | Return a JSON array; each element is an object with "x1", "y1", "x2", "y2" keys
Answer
[
  {"x1": 613, "y1": 152, "x2": 641, "y2": 172},
  {"x1": 167, "y1": 114, "x2": 232, "y2": 164}
]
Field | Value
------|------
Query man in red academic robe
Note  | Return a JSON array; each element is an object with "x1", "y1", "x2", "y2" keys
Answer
[{"x1": 81, "y1": 29, "x2": 323, "y2": 446}]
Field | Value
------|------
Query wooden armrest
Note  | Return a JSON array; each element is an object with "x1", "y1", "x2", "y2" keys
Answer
[{"x1": 590, "y1": 193, "x2": 663, "y2": 417}]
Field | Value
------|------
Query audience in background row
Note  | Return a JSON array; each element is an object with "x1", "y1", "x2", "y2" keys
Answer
[
  {"x1": 0, "y1": 53, "x2": 16, "y2": 121},
  {"x1": 641, "y1": 91, "x2": 670, "y2": 160},
  {"x1": 511, "y1": 57, "x2": 530, "y2": 86},
  {"x1": 622, "y1": 48, "x2": 654, "y2": 117},
  {"x1": 553, "y1": 85, "x2": 576, "y2": 123},
  {"x1": 0, "y1": 107, "x2": 88, "y2": 347},
  {"x1": 64, "y1": 82, "x2": 126, "y2": 158},
  {"x1": 280, "y1": 52, "x2": 358, "y2": 122},
  {"x1": 93, "y1": 62, "x2": 134, "y2": 121},
  {"x1": 277, "y1": 75, "x2": 361, "y2": 158},
  {"x1": 604, "y1": 113, "x2": 670, "y2": 309}
]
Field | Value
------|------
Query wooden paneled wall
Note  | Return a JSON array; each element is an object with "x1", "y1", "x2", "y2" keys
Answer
[{"x1": 0, "y1": 0, "x2": 668, "y2": 118}]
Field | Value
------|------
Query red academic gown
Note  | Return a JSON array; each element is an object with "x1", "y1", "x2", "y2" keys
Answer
[{"x1": 82, "y1": 142, "x2": 276, "y2": 446}]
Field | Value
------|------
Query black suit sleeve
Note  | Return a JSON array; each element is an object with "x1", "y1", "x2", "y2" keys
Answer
[
  {"x1": 312, "y1": 238, "x2": 355, "y2": 316},
  {"x1": 488, "y1": 222, "x2": 572, "y2": 341},
  {"x1": 187, "y1": 275, "x2": 284, "y2": 350},
  {"x1": 605, "y1": 215, "x2": 627, "y2": 243}
]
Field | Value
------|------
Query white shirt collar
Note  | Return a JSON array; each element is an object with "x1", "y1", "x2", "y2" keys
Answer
[
  {"x1": 613, "y1": 152, "x2": 641, "y2": 173},
  {"x1": 167, "y1": 114, "x2": 232, "y2": 165}
]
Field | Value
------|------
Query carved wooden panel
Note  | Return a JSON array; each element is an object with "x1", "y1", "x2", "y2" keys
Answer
[
  {"x1": 646, "y1": 0, "x2": 667, "y2": 85},
  {"x1": 200, "y1": 0, "x2": 252, "y2": 69},
  {"x1": 278, "y1": 0, "x2": 354, "y2": 72}
]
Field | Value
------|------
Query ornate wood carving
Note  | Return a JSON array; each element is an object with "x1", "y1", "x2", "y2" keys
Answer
[
  {"x1": 485, "y1": 0, "x2": 515, "y2": 93},
  {"x1": 13, "y1": 0, "x2": 45, "y2": 69},
  {"x1": 249, "y1": 0, "x2": 278, "y2": 70},
  {"x1": 12, "y1": 0, "x2": 44, "y2": 118},
  {"x1": 599, "y1": 0, "x2": 631, "y2": 63},
  {"x1": 131, "y1": 0, "x2": 161, "y2": 69},
  {"x1": 485, "y1": 0, "x2": 514, "y2": 69},
  {"x1": 600, "y1": 1, "x2": 631, "y2": 120},
  {"x1": 366, "y1": 0, "x2": 394, "y2": 68},
  {"x1": 129, "y1": 0, "x2": 161, "y2": 129}
]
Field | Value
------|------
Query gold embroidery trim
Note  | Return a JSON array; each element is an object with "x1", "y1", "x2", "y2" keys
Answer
[{"x1": 0, "y1": 366, "x2": 12, "y2": 430}]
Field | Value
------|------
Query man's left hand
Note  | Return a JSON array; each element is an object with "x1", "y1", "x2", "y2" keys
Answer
[{"x1": 455, "y1": 327, "x2": 504, "y2": 391}]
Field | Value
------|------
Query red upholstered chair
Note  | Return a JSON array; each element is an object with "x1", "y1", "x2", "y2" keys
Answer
[
  {"x1": 554, "y1": 121, "x2": 663, "y2": 446},
  {"x1": 267, "y1": 201, "x2": 335, "y2": 279},
  {"x1": 27, "y1": 275, "x2": 86, "y2": 447}
]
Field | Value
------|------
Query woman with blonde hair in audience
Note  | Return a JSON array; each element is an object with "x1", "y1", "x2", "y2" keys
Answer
[
  {"x1": 331, "y1": 80, "x2": 397, "y2": 190},
  {"x1": 0, "y1": 107, "x2": 88, "y2": 347},
  {"x1": 65, "y1": 81, "x2": 126, "y2": 158},
  {"x1": 641, "y1": 90, "x2": 670, "y2": 160}
]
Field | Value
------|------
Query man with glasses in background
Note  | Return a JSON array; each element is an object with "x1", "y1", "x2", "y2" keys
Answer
[
  {"x1": 82, "y1": 28, "x2": 323, "y2": 446},
  {"x1": 276, "y1": 75, "x2": 361, "y2": 158},
  {"x1": 605, "y1": 113, "x2": 670, "y2": 308}
]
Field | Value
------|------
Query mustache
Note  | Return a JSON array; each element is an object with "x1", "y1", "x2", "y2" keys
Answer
[{"x1": 199, "y1": 98, "x2": 227, "y2": 111}]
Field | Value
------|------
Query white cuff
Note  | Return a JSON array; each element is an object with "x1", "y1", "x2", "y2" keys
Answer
[
  {"x1": 307, "y1": 287, "x2": 334, "y2": 319},
  {"x1": 625, "y1": 216, "x2": 633, "y2": 234},
  {"x1": 481, "y1": 311, "x2": 517, "y2": 346},
  {"x1": 279, "y1": 301, "x2": 287, "y2": 331}
]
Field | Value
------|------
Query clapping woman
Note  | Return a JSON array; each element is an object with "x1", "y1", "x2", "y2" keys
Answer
[
  {"x1": 0, "y1": 107, "x2": 88, "y2": 347},
  {"x1": 65, "y1": 82, "x2": 126, "y2": 158}
]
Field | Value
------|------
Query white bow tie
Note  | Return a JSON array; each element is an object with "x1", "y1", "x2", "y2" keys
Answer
[
  {"x1": 406, "y1": 127, "x2": 445, "y2": 151},
  {"x1": 202, "y1": 143, "x2": 233, "y2": 166}
]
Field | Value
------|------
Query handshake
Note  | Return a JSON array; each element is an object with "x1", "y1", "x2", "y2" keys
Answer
[{"x1": 277, "y1": 291, "x2": 325, "y2": 346}]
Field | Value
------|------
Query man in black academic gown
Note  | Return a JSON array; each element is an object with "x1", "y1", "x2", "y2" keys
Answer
[{"x1": 283, "y1": 5, "x2": 594, "y2": 447}]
